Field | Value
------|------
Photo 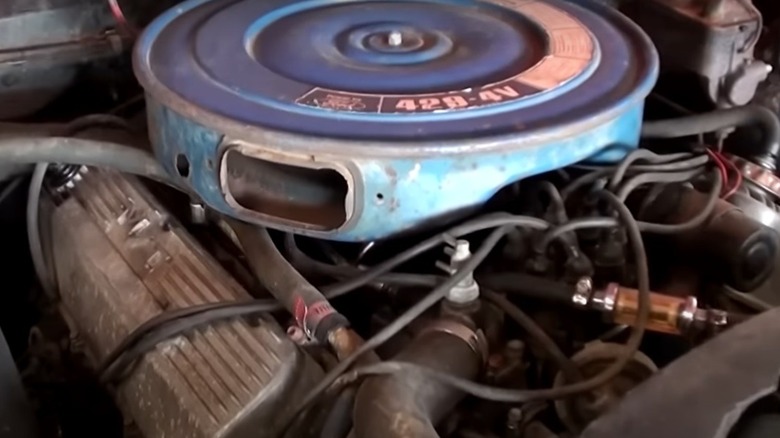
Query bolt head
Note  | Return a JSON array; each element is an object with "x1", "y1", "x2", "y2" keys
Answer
[{"x1": 387, "y1": 30, "x2": 403, "y2": 47}]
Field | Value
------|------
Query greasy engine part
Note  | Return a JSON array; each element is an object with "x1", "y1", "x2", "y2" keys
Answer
[
  {"x1": 729, "y1": 154, "x2": 780, "y2": 221},
  {"x1": 352, "y1": 322, "x2": 484, "y2": 438},
  {"x1": 0, "y1": 326, "x2": 37, "y2": 438},
  {"x1": 642, "y1": 183, "x2": 778, "y2": 291},
  {"x1": 623, "y1": 0, "x2": 769, "y2": 107},
  {"x1": 134, "y1": 0, "x2": 658, "y2": 241},
  {"x1": 45, "y1": 169, "x2": 322, "y2": 438},
  {"x1": 553, "y1": 342, "x2": 657, "y2": 433},
  {"x1": 723, "y1": 154, "x2": 780, "y2": 308},
  {"x1": 0, "y1": 0, "x2": 127, "y2": 120},
  {"x1": 19, "y1": 131, "x2": 766, "y2": 436},
  {"x1": 581, "y1": 306, "x2": 780, "y2": 438}
]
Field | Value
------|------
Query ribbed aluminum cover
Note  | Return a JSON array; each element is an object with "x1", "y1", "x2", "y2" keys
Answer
[{"x1": 50, "y1": 169, "x2": 321, "y2": 438}]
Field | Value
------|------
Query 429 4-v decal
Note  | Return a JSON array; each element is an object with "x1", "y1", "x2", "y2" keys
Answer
[
  {"x1": 294, "y1": 0, "x2": 595, "y2": 114},
  {"x1": 384, "y1": 84, "x2": 539, "y2": 113},
  {"x1": 295, "y1": 81, "x2": 540, "y2": 114}
]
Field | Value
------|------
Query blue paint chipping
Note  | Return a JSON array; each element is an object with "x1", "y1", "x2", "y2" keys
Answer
[{"x1": 136, "y1": 0, "x2": 658, "y2": 241}]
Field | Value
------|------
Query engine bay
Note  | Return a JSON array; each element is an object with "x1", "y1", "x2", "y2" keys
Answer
[{"x1": 2, "y1": 0, "x2": 780, "y2": 437}]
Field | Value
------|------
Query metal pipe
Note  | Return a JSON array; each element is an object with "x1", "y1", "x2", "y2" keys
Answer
[{"x1": 352, "y1": 327, "x2": 483, "y2": 438}]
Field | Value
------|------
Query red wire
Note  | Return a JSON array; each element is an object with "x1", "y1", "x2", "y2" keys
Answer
[
  {"x1": 718, "y1": 151, "x2": 743, "y2": 200},
  {"x1": 705, "y1": 148, "x2": 729, "y2": 197},
  {"x1": 704, "y1": 148, "x2": 743, "y2": 199},
  {"x1": 108, "y1": 0, "x2": 137, "y2": 36}
]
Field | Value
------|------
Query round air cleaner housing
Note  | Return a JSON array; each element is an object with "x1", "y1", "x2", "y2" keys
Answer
[{"x1": 135, "y1": 0, "x2": 658, "y2": 241}]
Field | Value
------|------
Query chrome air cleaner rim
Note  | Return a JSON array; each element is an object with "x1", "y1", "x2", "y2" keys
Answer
[{"x1": 135, "y1": 0, "x2": 657, "y2": 148}]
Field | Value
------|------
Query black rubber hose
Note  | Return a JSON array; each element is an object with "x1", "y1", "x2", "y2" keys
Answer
[
  {"x1": 319, "y1": 388, "x2": 356, "y2": 438},
  {"x1": 478, "y1": 274, "x2": 577, "y2": 305},
  {"x1": 230, "y1": 222, "x2": 349, "y2": 343},
  {"x1": 641, "y1": 106, "x2": 780, "y2": 170},
  {"x1": 0, "y1": 136, "x2": 179, "y2": 188}
]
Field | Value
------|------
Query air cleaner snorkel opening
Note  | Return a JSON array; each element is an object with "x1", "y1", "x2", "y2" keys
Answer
[{"x1": 220, "y1": 146, "x2": 353, "y2": 230}]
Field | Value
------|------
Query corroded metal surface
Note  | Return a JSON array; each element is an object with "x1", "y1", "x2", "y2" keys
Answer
[
  {"x1": 623, "y1": 0, "x2": 765, "y2": 106},
  {"x1": 49, "y1": 169, "x2": 321, "y2": 438}
]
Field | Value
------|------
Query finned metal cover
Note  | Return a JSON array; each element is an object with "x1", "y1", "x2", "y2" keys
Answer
[{"x1": 49, "y1": 169, "x2": 321, "y2": 438}]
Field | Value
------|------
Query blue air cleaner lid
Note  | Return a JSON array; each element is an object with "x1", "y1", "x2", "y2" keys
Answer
[{"x1": 134, "y1": 0, "x2": 658, "y2": 142}]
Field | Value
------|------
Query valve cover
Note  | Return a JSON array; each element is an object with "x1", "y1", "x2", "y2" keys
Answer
[{"x1": 48, "y1": 170, "x2": 322, "y2": 438}]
